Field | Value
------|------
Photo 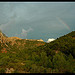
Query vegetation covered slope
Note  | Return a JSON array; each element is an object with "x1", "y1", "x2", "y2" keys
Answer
[
  {"x1": 0, "y1": 31, "x2": 75, "y2": 73},
  {"x1": 43, "y1": 31, "x2": 75, "y2": 58}
]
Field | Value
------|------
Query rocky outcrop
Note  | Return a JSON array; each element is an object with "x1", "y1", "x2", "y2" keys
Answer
[
  {"x1": 0, "y1": 32, "x2": 7, "y2": 43},
  {"x1": 5, "y1": 68, "x2": 14, "y2": 73},
  {"x1": 26, "y1": 39, "x2": 44, "y2": 42},
  {"x1": 0, "y1": 31, "x2": 44, "y2": 47},
  {"x1": 37, "y1": 39, "x2": 44, "y2": 42},
  {"x1": 0, "y1": 31, "x2": 22, "y2": 47},
  {"x1": 6, "y1": 37, "x2": 21, "y2": 42},
  {"x1": 0, "y1": 32, "x2": 9, "y2": 47}
]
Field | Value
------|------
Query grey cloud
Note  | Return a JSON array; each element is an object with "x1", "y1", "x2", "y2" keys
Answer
[
  {"x1": 21, "y1": 29, "x2": 28, "y2": 38},
  {"x1": 0, "y1": 12, "x2": 17, "y2": 32},
  {"x1": 21, "y1": 27, "x2": 33, "y2": 38},
  {"x1": 0, "y1": 2, "x2": 75, "y2": 41},
  {"x1": 15, "y1": 27, "x2": 33, "y2": 39}
]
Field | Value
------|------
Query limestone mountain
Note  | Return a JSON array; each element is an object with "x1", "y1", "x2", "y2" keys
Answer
[
  {"x1": 0, "y1": 30, "x2": 21, "y2": 44},
  {"x1": 0, "y1": 30, "x2": 45, "y2": 52},
  {"x1": 0, "y1": 30, "x2": 44, "y2": 45},
  {"x1": 0, "y1": 30, "x2": 7, "y2": 44},
  {"x1": 0, "y1": 30, "x2": 7, "y2": 37}
]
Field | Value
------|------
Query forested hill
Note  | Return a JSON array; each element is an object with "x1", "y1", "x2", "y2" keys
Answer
[
  {"x1": 0, "y1": 31, "x2": 75, "y2": 73},
  {"x1": 42, "y1": 31, "x2": 75, "y2": 58},
  {"x1": 32, "y1": 31, "x2": 75, "y2": 73}
]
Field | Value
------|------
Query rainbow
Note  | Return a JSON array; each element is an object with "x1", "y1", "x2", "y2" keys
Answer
[{"x1": 56, "y1": 16, "x2": 71, "y2": 30}]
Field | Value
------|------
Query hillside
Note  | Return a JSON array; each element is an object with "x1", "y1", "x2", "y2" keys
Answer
[
  {"x1": 0, "y1": 31, "x2": 75, "y2": 73},
  {"x1": 0, "y1": 30, "x2": 7, "y2": 38},
  {"x1": 43, "y1": 31, "x2": 75, "y2": 58},
  {"x1": 0, "y1": 30, "x2": 45, "y2": 49}
]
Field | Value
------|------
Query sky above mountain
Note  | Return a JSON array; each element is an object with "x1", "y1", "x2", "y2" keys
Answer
[{"x1": 0, "y1": 2, "x2": 75, "y2": 42}]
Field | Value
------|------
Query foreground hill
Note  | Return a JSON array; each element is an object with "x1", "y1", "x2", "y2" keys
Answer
[
  {"x1": 0, "y1": 31, "x2": 75, "y2": 73},
  {"x1": 42, "y1": 31, "x2": 75, "y2": 58}
]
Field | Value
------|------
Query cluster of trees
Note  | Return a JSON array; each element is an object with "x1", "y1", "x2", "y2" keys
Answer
[{"x1": 0, "y1": 31, "x2": 75, "y2": 73}]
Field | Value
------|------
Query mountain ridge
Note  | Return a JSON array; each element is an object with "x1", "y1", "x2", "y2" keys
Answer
[
  {"x1": 0, "y1": 30, "x2": 75, "y2": 73},
  {"x1": 0, "y1": 30, "x2": 44, "y2": 46}
]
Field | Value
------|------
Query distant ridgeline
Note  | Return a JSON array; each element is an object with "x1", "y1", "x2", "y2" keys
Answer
[
  {"x1": 0, "y1": 30, "x2": 44, "y2": 43},
  {"x1": 25, "y1": 39, "x2": 44, "y2": 42},
  {"x1": 0, "y1": 30, "x2": 44, "y2": 48}
]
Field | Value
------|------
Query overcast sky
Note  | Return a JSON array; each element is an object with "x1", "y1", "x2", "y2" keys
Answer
[{"x1": 0, "y1": 2, "x2": 75, "y2": 42}]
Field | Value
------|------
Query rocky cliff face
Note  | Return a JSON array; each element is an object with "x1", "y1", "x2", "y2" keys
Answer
[
  {"x1": 0, "y1": 31, "x2": 21, "y2": 47},
  {"x1": 0, "y1": 31, "x2": 7, "y2": 43},
  {"x1": 26, "y1": 39, "x2": 44, "y2": 42},
  {"x1": 6, "y1": 37, "x2": 21, "y2": 42},
  {"x1": 37, "y1": 39, "x2": 44, "y2": 42},
  {"x1": 0, "y1": 31, "x2": 44, "y2": 45}
]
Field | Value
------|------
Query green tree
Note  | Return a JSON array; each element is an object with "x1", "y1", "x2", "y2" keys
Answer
[
  {"x1": 30, "y1": 64, "x2": 46, "y2": 73},
  {"x1": 0, "y1": 68, "x2": 5, "y2": 73},
  {"x1": 31, "y1": 52, "x2": 40, "y2": 63},
  {"x1": 53, "y1": 52, "x2": 66, "y2": 72},
  {"x1": 39, "y1": 51, "x2": 48, "y2": 67},
  {"x1": 48, "y1": 58, "x2": 53, "y2": 68},
  {"x1": 64, "y1": 54, "x2": 75, "y2": 73}
]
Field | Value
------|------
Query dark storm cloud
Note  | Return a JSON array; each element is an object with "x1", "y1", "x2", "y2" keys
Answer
[{"x1": 0, "y1": 2, "x2": 75, "y2": 41}]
